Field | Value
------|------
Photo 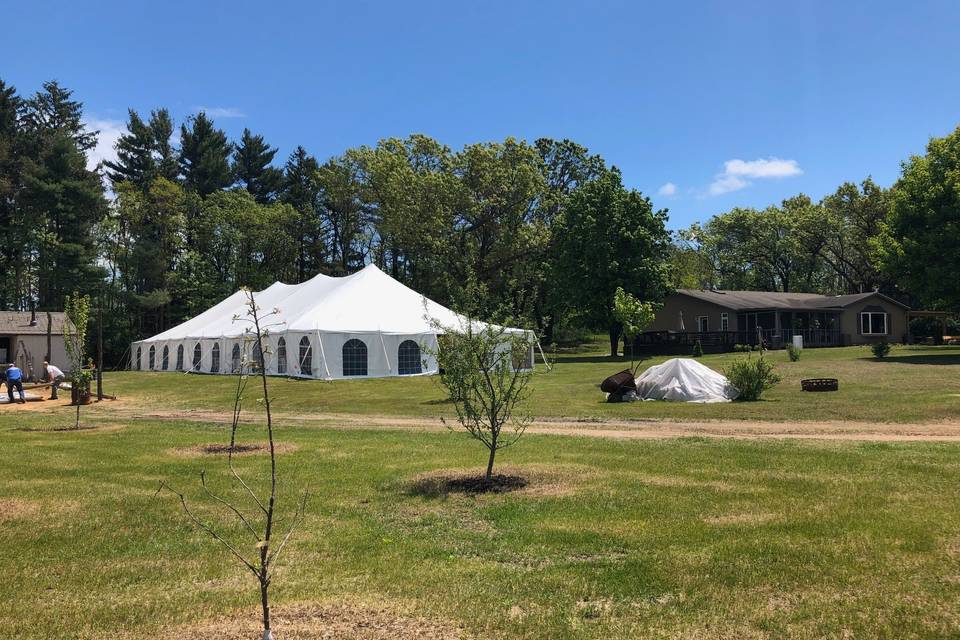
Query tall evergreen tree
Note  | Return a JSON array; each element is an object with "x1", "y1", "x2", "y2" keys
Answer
[
  {"x1": 234, "y1": 128, "x2": 282, "y2": 203},
  {"x1": 178, "y1": 112, "x2": 233, "y2": 196},
  {"x1": 104, "y1": 108, "x2": 179, "y2": 189},
  {"x1": 280, "y1": 146, "x2": 322, "y2": 281},
  {"x1": 0, "y1": 79, "x2": 24, "y2": 309},
  {"x1": 20, "y1": 81, "x2": 96, "y2": 153}
]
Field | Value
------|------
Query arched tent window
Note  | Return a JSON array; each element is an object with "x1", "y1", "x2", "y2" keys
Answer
[
  {"x1": 148, "y1": 346, "x2": 156, "y2": 370},
  {"x1": 298, "y1": 337, "x2": 312, "y2": 376},
  {"x1": 193, "y1": 343, "x2": 202, "y2": 371},
  {"x1": 231, "y1": 343, "x2": 242, "y2": 373},
  {"x1": 397, "y1": 340, "x2": 421, "y2": 375},
  {"x1": 161, "y1": 345, "x2": 170, "y2": 370},
  {"x1": 176, "y1": 344, "x2": 184, "y2": 371},
  {"x1": 211, "y1": 344, "x2": 221, "y2": 373},
  {"x1": 342, "y1": 339, "x2": 368, "y2": 376},
  {"x1": 135, "y1": 346, "x2": 141, "y2": 371},
  {"x1": 277, "y1": 337, "x2": 287, "y2": 374}
]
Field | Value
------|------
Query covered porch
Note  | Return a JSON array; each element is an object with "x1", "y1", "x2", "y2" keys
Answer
[{"x1": 738, "y1": 309, "x2": 843, "y2": 348}]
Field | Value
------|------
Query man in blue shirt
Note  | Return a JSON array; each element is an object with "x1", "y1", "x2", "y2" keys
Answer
[{"x1": 6, "y1": 364, "x2": 25, "y2": 404}]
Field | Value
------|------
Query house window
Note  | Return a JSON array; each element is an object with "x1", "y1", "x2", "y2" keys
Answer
[
  {"x1": 211, "y1": 344, "x2": 220, "y2": 373},
  {"x1": 161, "y1": 345, "x2": 169, "y2": 370},
  {"x1": 231, "y1": 343, "x2": 242, "y2": 373},
  {"x1": 193, "y1": 343, "x2": 202, "y2": 370},
  {"x1": 148, "y1": 346, "x2": 156, "y2": 370},
  {"x1": 276, "y1": 337, "x2": 287, "y2": 374},
  {"x1": 343, "y1": 339, "x2": 368, "y2": 376},
  {"x1": 860, "y1": 311, "x2": 888, "y2": 335},
  {"x1": 135, "y1": 346, "x2": 141, "y2": 370},
  {"x1": 176, "y1": 344, "x2": 184, "y2": 371},
  {"x1": 720, "y1": 313, "x2": 729, "y2": 332},
  {"x1": 298, "y1": 337, "x2": 313, "y2": 376},
  {"x1": 697, "y1": 316, "x2": 709, "y2": 332},
  {"x1": 397, "y1": 340, "x2": 421, "y2": 375}
]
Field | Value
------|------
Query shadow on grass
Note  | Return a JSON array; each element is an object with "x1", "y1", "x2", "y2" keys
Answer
[
  {"x1": 406, "y1": 473, "x2": 528, "y2": 497},
  {"x1": 863, "y1": 355, "x2": 960, "y2": 365}
]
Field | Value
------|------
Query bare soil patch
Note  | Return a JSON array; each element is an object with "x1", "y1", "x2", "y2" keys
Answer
[
  {"x1": 172, "y1": 602, "x2": 467, "y2": 639},
  {"x1": 168, "y1": 442, "x2": 299, "y2": 458},
  {"x1": 405, "y1": 465, "x2": 579, "y2": 498}
]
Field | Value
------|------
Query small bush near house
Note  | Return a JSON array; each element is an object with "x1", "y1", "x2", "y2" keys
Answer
[
  {"x1": 787, "y1": 343, "x2": 801, "y2": 362},
  {"x1": 726, "y1": 355, "x2": 782, "y2": 401},
  {"x1": 871, "y1": 340, "x2": 891, "y2": 359},
  {"x1": 733, "y1": 344, "x2": 750, "y2": 352},
  {"x1": 692, "y1": 339, "x2": 704, "y2": 358}
]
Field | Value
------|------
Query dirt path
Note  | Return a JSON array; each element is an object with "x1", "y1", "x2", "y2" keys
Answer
[{"x1": 47, "y1": 403, "x2": 960, "y2": 442}]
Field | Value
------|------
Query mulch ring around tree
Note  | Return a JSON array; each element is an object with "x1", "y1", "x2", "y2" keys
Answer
[
  {"x1": 404, "y1": 465, "x2": 581, "y2": 498},
  {"x1": 169, "y1": 602, "x2": 468, "y2": 640},
  {"x1": 167, "y1": 442, "x2": 299, "y2": 458}
]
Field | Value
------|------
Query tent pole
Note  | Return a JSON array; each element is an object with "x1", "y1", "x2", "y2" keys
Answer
[
  {"x1": 316, "y1": 330, "x2": 331, "y2": 380},
  {"x1": 535, "y1": 334, "x2": 552, "y2": 371},
  {"x1": 378, "y1": 330, "x2": 391, "y2": 374}
]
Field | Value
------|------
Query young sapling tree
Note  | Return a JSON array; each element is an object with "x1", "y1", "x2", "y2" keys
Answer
[
  {"x1": 612, "y1": 287, "x2": 657, "y2": 372},
  {"x1": 158, "y1": 289, "x2": 306, "y2": 640},
  {"x1": 434, "y1": 319, "x2": 534, "y2": 482},
  {"x1": 63, "y1": 292, "x2": 91, "y2": 428}
]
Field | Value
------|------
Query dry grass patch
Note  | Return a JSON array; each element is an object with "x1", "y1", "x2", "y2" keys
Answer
[
  {"x1": 703, "y1": 512, "x2": 779, "y2": 526},
  {"x1": 0, "y1": 498, "x2": 41, "y2": 522},
  {"x1": 172, "y1": 602, "x2": 467, "y2": 639}
]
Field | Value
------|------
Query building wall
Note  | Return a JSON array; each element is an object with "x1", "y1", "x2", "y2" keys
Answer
[
  {"x1": 839, "y1": 295, "x2": 909, "y2": 344},
  {"x1": 649, "y1": 294, "x2": 739, "y2": 332},
  {"x1": 8, "y1": 334, "x2": 69, "y2": 380}
]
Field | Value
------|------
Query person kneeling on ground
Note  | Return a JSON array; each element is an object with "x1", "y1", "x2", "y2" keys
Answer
[
  {"x1": 44, "y1": 361, "x2": 65, "y2": 400},
  {"x1": 5, "y1": 363, "x2": 25, "y2": 404}
]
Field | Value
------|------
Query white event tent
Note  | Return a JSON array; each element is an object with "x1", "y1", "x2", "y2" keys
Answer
[{"x1": 131, "y1": 264, "x2": 535, "y2": 380}]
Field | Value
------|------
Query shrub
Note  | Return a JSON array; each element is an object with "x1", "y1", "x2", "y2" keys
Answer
[
  {"x1": 733, "y1": 344, "x2": 750, "y2": 352},
  {"x1": 692, "y1": 339, "x2": 704, "y2": 358},
  {"x1": 725, "y1": 354, "x2": 782, "y2": 401},
  {"x1": 871, "y1": 340, "x2": 891, "y2": 359},
  {"x1": 786, "y1": 343, "x2": 801, "y2": 362}
]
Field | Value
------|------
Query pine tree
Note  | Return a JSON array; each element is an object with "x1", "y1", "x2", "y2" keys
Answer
[
  {"x1": 104, "y1": 109, "x2": 156, "y2": 189},
  {"x1": 0, "y1": 79, "x2": 24, "y2": 309},
  {"x1": 234, "y1": 128, "x2": 282, "y2": 203},
  {"x1": 178, "y1": 112, "x2": 233, "y2": 196},
  {"x1": 280, "y1": 146, "x2": 322, "y2": 281},
  {"x1": 20, "y1": 81, "x2": 96, "y2": 153}
]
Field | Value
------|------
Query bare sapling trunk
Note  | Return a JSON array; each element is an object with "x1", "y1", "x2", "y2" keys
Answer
[{"x1": 158, "y1": 290, "x2": 306, "y2": 640}]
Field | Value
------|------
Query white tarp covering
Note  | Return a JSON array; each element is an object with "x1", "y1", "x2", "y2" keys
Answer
[
  {"x1": 130, "y1": 264, "x2": 533, "y2": 380},
  {"x1": 634, "y1": 358, "x2": 739, "y2": 403}
]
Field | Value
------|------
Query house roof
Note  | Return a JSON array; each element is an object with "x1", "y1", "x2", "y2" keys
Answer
[
  {"x1": 675, "y1": 289, "x2": 909, "y2": 311},
  {"x1": 0, "y1": 311, "x2": 69, "y2": 335}
]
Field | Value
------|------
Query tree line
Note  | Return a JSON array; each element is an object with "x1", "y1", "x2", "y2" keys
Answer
[
  {"x1": 671, "y1": 125, "x2": 960, "y2": 319},
  {"x1": 0, "y1": 78, "x2": 673, "y2": 363}
]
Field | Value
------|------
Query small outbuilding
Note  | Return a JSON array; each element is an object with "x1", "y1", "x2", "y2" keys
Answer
[{"x1": 0, "y1": 311, "x2": 70, "y2": 380}]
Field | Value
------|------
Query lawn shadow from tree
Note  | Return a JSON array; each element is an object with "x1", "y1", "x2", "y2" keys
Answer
[
  {"x1": 862, "y1": 354, "x2": 960, "y2": 365},
  {"x1": 405, "y1": 473, "x2": 529, "y2": 497}
]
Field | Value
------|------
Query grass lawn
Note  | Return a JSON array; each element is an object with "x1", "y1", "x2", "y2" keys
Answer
[
  {"x1": 102, "y1": 343, "x2": 960, "y2": 423},
  {"x1": 2, "y1": 414, "x2": 960, "y2": 638},
  {"x1": 3, "y1": 343, "x2": 960, "y2": 638}
]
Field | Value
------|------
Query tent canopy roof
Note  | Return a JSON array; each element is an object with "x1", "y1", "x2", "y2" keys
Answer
[{"x1": 138, "y1": 264, "x2": 523, "y2": 343}]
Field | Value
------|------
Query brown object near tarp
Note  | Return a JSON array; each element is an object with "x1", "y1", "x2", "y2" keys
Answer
[{"x1": 600, "y1": 369, "x2": 637, "y2": 394}]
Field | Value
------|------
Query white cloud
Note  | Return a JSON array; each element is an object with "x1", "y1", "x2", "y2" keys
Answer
[
  {"x1": 708, "y1": 157, "x2": 802, "y2": 196},
  {"x1": 658, "y1": 182, "x2": 677, "y2": 197},
  {"x1": 83, "y1": 117, "x2": 125, "y2": 172},
  {"x1": 195, "y1": 106, "x2": 246, "y2": 118}
]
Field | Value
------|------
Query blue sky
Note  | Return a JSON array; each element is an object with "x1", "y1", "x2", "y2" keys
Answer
[{"x1": 3, "y1": 0, "x2": 959, "y2": 229}]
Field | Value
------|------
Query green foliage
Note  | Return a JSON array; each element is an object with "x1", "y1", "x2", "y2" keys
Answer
[
  {"x1": 179, "y1": 112, "x2": 233, "y2": 196},
  {"x1": 725, "y1": 354, "x2": 782, "y2": 401},
  {"x1": 871, "y1": 340, "x2": 891, "y2": 359},
  {"x1": 553, "y1": 168, "x2": 671, "y2": 355},
  {"x1": 233, "y1": 128, "x2": 282, "y2": 203},
  {"x1": 64, "y1": 291, "x2": 91, "y2": 427},
  {"x1": 879, "y1": 125, "x2": 960, "y2": 310},
  {"x1": 732, "y1": 343, "x2": 750, "y2": 352},
  {"x1": 786, "y1": 343, "x2": 801, "y2": 362},
  {"x1": 612, "y1": 287, "x2": 657, "y2": 342},
  {"x1": 434, "y1": 321, "x2": 533, "y2": 480},
  {"x1": 692, "y1": 340, "x2": 704, "y2": 358}
]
